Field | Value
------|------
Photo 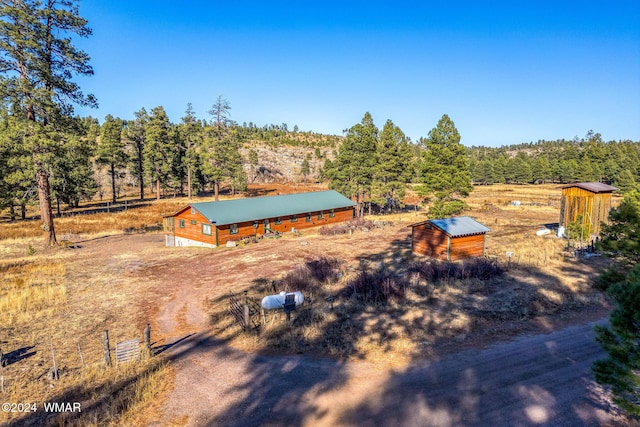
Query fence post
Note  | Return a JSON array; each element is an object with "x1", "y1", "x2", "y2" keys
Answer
[
  {"x1": 103, "y1": 330, "x2": 111, "y2": 366},
  {"x1": 243, "y1": 290, "x2": 250, "y2": 330},
  {"x1": 244, "y1": 304, "x2": 250, "y2": 330},
  {"x1": 77, "y1": 342, "x2": 85, "y2": 367},
  {"x1": 50, "y1": 343, "x2": 59, "y2": 380},
  {"x1": 144, "y1": 323, "x2": 151, "y2": 354},
  {"x1": 0, "y1": 351, "x2": 4, "y2": 393}
]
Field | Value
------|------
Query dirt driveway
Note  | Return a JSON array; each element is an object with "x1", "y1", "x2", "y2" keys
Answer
[
  {"x1": 155, "y1": 318, "x2": 620, "y2": 426},
  {"x1": 77, "y1": 228, "x2": 616, "y2": 426},
  {"x1": 60, "y1": 226, "x2": 623, "y2": 426}
]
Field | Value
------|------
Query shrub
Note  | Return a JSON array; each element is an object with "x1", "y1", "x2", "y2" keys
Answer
[
  {"x1": 319, "y1": 219, "x2": 376, "y2": 236},
  {"x1": 409, "y1": 257, "x2": 504, "y2": 284},
  {"x1": 340, "y1": 269, "x2": 406, "y2": 304},
  {"x1": 279, "y1": 257, "x2": 342, "y2": 293}
]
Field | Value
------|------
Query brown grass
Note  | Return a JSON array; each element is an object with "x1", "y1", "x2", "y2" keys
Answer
[
  {"x1": 0, "y1": 199, "x2": 188, "y2": 426},
  {"x1": 0, "y1": 245, "x2": 173, "y2": 426},
  {"x1": 0, "y1": 183, "x2": 612, "y2": 423},
  {"x1": 204, "y1": 184, "x2": 610, "y2": 366}
]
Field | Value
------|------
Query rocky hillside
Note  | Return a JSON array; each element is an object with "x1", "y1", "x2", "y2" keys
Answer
[{"x1": 241, "y1": 142, "x2": 337, "y2": 184}]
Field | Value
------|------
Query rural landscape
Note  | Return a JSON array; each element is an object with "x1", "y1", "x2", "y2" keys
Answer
[{"x1": 1, "y1": 1, "x2": 640, "y2": 426}]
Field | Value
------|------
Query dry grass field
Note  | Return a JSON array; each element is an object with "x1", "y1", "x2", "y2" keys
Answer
[{"x1": 0, "y1": 183, "x2": 613, "y2": 425}]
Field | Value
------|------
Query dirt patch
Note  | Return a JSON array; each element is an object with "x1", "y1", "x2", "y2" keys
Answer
[{"x1": 0, "y1": 183, "x2": 622, "y2": 425}]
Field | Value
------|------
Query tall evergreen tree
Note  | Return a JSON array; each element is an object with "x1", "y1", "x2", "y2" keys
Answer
[
  {"x1": 511, "y1": 153, "x2": 533, "y2": 184},
  {"x1": 0, "y1": 0, "x2": 96, "y2": 245},
  {"x1": 200, "y1": 96, "x2": 244, "y2": 201},
  {"x1": 374, "y1": 119, "x2": 413, "y2": 211},
  {"x1": 179, "y1": 103, "x2": 201, "y2": 198},
  {"x1": 419, "y1": 114, "x2": 472, "y2": 217},
  {"x1": 593, "y1": 192, "x2": 640, "y2": 418},
  {"x1": 50, "y1": 128, "x2": 95, "y2": 210},
  {"x1": 0, "y1": 108, "x2": 34, "y2": 219},
  {"x1": 126, "y1": 108, "x2": 148, "y2": 200},
  {"x1": 143, "y1": 106, "x2": 172, "y2": 200},
  {"x1": 325, "y1": 112, "x2": 379, "y2": 217},
  {"x1": 97, "y1": 114, "x2": 126, "y2": 203}
]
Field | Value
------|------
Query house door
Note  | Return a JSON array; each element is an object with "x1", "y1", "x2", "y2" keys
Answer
[{"x1": 264, "y1": 219, "x2": 271, "y2": 233}]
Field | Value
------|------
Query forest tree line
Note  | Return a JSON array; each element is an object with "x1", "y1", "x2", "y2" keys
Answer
[
  {"x1": 2, "y1": 102, "x2": 640, "y2": 222},
  {"x1": 469, "y1": 132, "x2": 640, "y2": 191}
]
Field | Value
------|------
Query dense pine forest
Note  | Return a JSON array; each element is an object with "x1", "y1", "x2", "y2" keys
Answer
[
  {"x1": 468, "y1": 132, "x2": 640, "y2": 190},
  {"x1": 1, "y1": 101, "x2": 640, "y2": 224}
]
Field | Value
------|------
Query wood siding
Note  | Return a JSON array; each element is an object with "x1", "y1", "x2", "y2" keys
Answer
[
  {"x1": 167, "y1": 206, "x2": 355, "y2": 247},
  {"x1": 216, "y1": 207, "x2": 354, "y2": 246},
  {"x1": 171, "y1": 208, "x2": 217, "y2": 246},
  {"x1": 448, "y1": 235, "x2": 486, "y2": 261},
  {"x1": 560, "y1": 187, "x2": 613, "y2": 237},
  {"x1": 412, "y1": 223, "x2": 486, "y2": 261},
  {"x1": 412, "y1": 224, "x2": 449, "y2": 259}
]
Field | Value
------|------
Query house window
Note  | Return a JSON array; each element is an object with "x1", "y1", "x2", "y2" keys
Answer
[
  {"x1": 306, "y1": 214, "x2": 312, "y2": 222},
  {"x1": 230, "y1": 224, "x2": 239, "y2": 234},
  {"x1": 329, "y1": 209, "x2": 335, "y2": 218},
  {"x1": 317, "y1": 211, "x2": 324, "y2": 220},
  {"x1": 275, "y1": 217, "x2": 282, "y2": 225},
  {"x1": 179, "y1": 219, "x2": 185, "y2": 228},
  {"x1": 290, "y1": 216, "x2": 298, "y2": 223},
  {"x1": 191, "y1": 220, "x2": 197, "y2": 225},
  {"x1": 191, "y1": 208, "x2": 195, "y2": 215},
  {"x1": 202, "y1": 224, "x2": 212, "y2": 235},
  {"x1": 253, "y1": 222, "x2": 259, "y2": 229}
]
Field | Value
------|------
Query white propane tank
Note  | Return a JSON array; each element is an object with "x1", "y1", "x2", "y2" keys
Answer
[
  {"x1": 261, "y1": 291, "x2": 305, "y2": 310},
  {"x1": 557, "y1": 226, "x2": 565, "y2": 238}
]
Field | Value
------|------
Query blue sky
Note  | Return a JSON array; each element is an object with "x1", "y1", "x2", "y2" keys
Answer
[{"x1": 74, "y1": 1, "x2": 640, "y2": 147}]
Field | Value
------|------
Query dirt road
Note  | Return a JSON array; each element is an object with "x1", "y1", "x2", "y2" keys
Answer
[
  {"x1": 156, "y1": 318, "x2": 621, "y2": 426},
  {"x1": 95, "y1": 230, "x2": 620, "y2": 426},
  {"x1": 53, "y1": 233, "x2": 620, "y2": 426}
]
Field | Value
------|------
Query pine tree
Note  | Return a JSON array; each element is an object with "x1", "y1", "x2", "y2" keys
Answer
[
  {"x1": 0, "y1": 109, "x2": 34, "y2": 219},
  {"x1": 97, "y1": 114, "x2": 126, "y2": 203},
  {"x1": 200, "y1": 96, "x2": 244, "y2": 200},
  {"x1": 592, "y1": 192, "x2": 640, "y2": 418},
  {"x1": 0, "y1": 0, "x2": 96, "y2": 245},
  {"x1": 532, "y1": 156, "x2": 551, "y2": 183},
  {"x1": 597, "y1": 191, "x2": 640, "y2": 267},
  {"x1": 419, "y1": 114, "x2": 472, "y2": 217},
  {"x1": 300, "y1": 158, "x2": 310, "y2": 180},
  {"x1": 325, "y1": 112, "x2": 379, "y2": 217},
  {"x1": 50, "y1": 128, "x2": 96, "y2": 210},
  {"x1": 375, "y1": 119, "x2": 413, "y2": 212},
  {"x1": 126, "y1": 108, "x2": 148, "y2": 200},
  {"x1": 143, "y1": 106, "x2": 172, "y2": 200},
  {"x1": 512, "y1": 153, "x2": 533, "y2": 184},
  {"x1": 179, "y1": 103, "x2": 201, "y2": 198}
]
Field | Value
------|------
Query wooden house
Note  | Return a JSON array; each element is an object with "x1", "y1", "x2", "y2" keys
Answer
[
  {"x1": 559, "y1": 182, "x2": 618, "y2": 238},
  {"x1": 162, "y1": 190, "x2": 356, "y2": 247},
  {"x1": 410, "y1": 216, "x2": 490, "y2": 261}
]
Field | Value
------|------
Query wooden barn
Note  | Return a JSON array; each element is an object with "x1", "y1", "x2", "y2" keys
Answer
[
  {"x1": 410, "y1": 216, "x2": 491, "y2": 261},
  {"x1": 162, "y1": 190, "x2": 356, "y2": 247},
  {"x1": 559, "y1": 182, "x2": 618, "y2": 238}
]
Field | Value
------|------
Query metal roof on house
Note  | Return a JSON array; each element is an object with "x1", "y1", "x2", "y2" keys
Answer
[
  {"x1": 189, "y1": 190, "x2": 355, "y2": 225},
  {"x1": 561, "y1": 182, "x2": 618, "y2": 193},
  {"x1": 411, "y1": 216, "x2": 491, "y2": 237}
]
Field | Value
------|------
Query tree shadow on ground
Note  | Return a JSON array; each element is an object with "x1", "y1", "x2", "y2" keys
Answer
[
  {"x1": 194, "y1": 231, "x2": 615, "y2": 425},
  {"x1": 1, "y1": 346, "x2": 36, "y2": 366}
]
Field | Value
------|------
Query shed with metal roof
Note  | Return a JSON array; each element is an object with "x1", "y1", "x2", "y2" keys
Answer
[
  {"x1": 409, "y1": 216, "x2": 491, "y2": 261},
  {"x1": 162, "y1": 190, "x2": 356, "y2": 247},
  {"x1": 559, "y1": 182, "x2": 618, "y2": 239}
]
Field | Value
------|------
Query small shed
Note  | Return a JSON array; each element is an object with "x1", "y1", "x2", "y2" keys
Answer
[
  {"x1": 162, "y1": 190, "x2": 356, "y2": 248},
  {"x1": 559, "y1": 182, "x2": 618, "y2": 238},
  {"x1": 410, "y1": 216, "x2": 491, "y2": 261}
]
